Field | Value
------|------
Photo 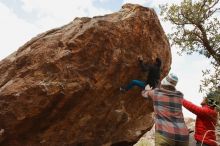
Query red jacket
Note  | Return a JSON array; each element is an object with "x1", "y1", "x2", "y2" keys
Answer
[{"x1": 183, "y1": 99, "x2": 217, "y2": 146}]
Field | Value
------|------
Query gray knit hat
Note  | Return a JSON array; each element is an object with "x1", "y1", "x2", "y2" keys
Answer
[{"x1": 161, "y1": 73, "x2": 178, "y2": 87}]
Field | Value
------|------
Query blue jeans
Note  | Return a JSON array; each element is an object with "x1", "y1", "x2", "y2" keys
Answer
[{"x1": 124, "y1": 80, "x2": 146, "y2": 91}]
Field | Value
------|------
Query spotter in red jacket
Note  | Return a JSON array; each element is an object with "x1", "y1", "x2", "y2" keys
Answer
[{"x1": 183, "y1": 99, "x2": 217, "y2": 146}]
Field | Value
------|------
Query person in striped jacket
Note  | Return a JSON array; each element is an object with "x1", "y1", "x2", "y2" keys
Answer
[{"x1": 142, "y1": 73, "x2": 189, "y2": 146}]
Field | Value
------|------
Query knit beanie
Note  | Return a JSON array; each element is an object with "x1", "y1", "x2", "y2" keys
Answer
[{"x1": 161, "y1": 73, "x2": 178, "y2": 87}]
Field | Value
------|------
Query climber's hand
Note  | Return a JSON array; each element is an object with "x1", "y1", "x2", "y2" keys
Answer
[{"x1": 137, "y1": 55, "x2": 143, "y2": 62}]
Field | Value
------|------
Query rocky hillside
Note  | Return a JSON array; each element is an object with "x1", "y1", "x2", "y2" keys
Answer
[{"x1": 0, "y1": 4, "x2": 171, "y2": 146}]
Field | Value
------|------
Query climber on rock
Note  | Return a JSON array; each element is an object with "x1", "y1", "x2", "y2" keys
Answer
[
  {"x1": 142, "y1": 73, "x2": 189, "y2": 146},
  {"x1": 120, "y1": 56, "x2": 162, "y2": 92}
]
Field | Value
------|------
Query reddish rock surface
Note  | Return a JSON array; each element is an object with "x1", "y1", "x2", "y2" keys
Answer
[{"x1": 0, "y1": 4, "x2": 171, "y2": 146}]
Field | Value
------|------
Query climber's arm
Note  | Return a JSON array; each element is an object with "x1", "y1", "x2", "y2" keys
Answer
[{"x1": 139, "y1": 60, "x2": 150, "y2": 72}]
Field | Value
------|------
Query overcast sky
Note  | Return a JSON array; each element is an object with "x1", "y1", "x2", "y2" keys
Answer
[{"x1": 0, "y1": 0, "x2": 214, "y2": 118}]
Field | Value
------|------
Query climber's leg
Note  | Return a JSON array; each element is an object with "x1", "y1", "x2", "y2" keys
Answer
[{"x1": 120, "y1": 80, "x2": 145, "y2": 91}]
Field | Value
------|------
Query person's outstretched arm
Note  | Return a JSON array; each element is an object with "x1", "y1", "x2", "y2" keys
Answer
[{"x1": 182, "y1": 99, "x2": 217, "y2": 117}]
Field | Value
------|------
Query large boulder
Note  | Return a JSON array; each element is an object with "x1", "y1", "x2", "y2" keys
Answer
[{"x1": 0, "y1": 3, "x2": 171, "y2": 146}]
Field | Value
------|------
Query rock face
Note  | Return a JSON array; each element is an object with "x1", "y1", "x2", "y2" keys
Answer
[{"x1": 0, "y1": 4, "x2": 171, "y2": 146}]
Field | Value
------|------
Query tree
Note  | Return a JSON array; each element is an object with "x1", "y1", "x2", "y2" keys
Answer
[
  {"x1": 160, "y1": 0, "x2": 220, "y2": 92},
  {"x1": 206, "y1": 87, "x2": 220, "y2": 110}
]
